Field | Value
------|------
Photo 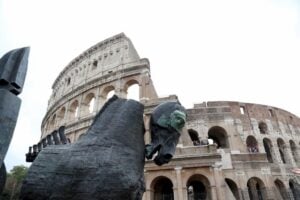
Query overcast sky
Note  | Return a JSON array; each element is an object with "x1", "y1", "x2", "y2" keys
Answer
[{"x1": 1, "y1": 0, "x2": 300, "y2": 170}]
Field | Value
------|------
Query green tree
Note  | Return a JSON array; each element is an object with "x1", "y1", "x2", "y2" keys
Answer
[{"x1": 0, "y1": 165, "x2": 28, "y2": 200}]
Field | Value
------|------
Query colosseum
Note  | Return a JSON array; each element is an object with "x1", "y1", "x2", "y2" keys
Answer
[{"x1": 39, "y1": 33, "x2": 300, "y2": 200}]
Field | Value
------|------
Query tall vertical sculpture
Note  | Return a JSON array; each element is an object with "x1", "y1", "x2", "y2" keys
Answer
[{"x1": 0, "y1": 47, "x2": 30, "y2": 193}]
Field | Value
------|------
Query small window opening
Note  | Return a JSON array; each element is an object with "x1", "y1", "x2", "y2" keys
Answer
[
  {"x1": 92, "y1": 60, "x2": 98, "y2": 69},
  {"x1": 258, "y1": 122, "x2": 268, "y2": 134},
  {"x1": 240, "y1": 106, "x2": 245, "y2": 115},
  {"x1": 246, "y1": 136, "x2": 259, "y2": 153},
  {"x1": 188, "y1": 129, "x2": 200, "y2": 146},
  {"x1": 269, "y1": 109, "x2": 274, "y2": 117},
  {"x1": 67, "y1": 77, "x2": 71, "y2": 85}
]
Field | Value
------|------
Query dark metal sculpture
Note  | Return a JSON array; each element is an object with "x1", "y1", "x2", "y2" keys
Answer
[
  {"x1": 20, "y1": 95, "x2": 186, "y2": 200},
  {"x1": 0, "y1": 47, "x2": 30, "y2": 193},
  {"x1": 25, "y1": 126, "x2": 69, "y2": 162}
]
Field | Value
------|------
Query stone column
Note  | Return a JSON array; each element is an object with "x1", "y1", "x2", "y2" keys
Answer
[
  {"x1": 240, "y1": 189, "x2": 250, "y2": 200},
  {"x1": 235, "y1": 119, "x2": 245, "y2": 141},
  {"x1": 115, "y1": 79, "x2": 126, "y2": 98},
  {"x1": 182, "y1": 186, "x2": 188, "y2": 200},
  {"x1": 250, "y1": 118, "x2": 259, "y2": 136},
  {"x1": 93, "y1": 87, "x2": 101, "y2": 113},
  {"x1": 77, "y1": 95, "x2": 84, "y2": 120},
  {"x1": 261, "y1": 171, "x2": 275, "y2": 200},
  {"x1": 271, "y1": 144, "x2": 282, "y2": 164},
  {"x1": 143, "y1": 114, "x2": 151, "y2": 145},
  {"x1": 98, "y1": 93, "x2": 106, "y2": 109},
  {"x1": 143, "y1": 189, "x2": 151, "y2": 200},
  {"x1": 115, "y1": 88, "x2": 126, "y2": 98},
  {"x1": 140, "y1": 73, "x2": 158, "y2": 99},
  {"x1": 292, "y1": 146, "x2": 300, "y2": 165},
  {"x1": 63, "y1": 101, "x2": 70, "y2": 126},
  {"x1": 284, "y1": 145, "x2": 296, "y2": 166},
  {"x1": 212, "y1": 165, "x2": 225, "y2": 200},
  {"x1": 210, "y1": 185, "x2": 218, "y2": 200},
  {"x1": 235, "y1": 171, "x2": 250, "y2": 200},
  {"x1": 174, "y1": 167, "x2": 184, "y2": 200}
]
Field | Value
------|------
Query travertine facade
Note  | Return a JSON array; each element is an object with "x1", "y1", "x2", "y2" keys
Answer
[{"x1": 41, "y1": 33, "x2": 300, "y2": 200}]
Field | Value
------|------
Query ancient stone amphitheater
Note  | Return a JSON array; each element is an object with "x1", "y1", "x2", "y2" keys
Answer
[{"x1": 40, "y1": 33, "x2": 300, "y2": 200}]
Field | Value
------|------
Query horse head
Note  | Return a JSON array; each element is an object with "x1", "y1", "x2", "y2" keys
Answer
[{"x1": 145, "y1": 101, "x2": 186, "y2": 166}]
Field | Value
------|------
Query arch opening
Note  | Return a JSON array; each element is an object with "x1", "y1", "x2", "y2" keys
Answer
[
  {"x1": 246, "y1": 136, "x2": 259, "y2": 153},
  {"x1": 274, "y1": 179, "x2": 288, "y2": 200},
  {"x1": 258, "y1": 122, "x2": 268, "y2": 134},
  {"x1": 277, "y1": 138, "x2": 287, "y2": 164},
  {"x1": 89, "y1": 97, "x2": 95, "y2": 113},
  {"x1": 247, "y1": 177, "x2": 266, "y2": 200},
  {"x1": 187, "y1": 174, "x2": 211, "y2": 200},
  {"x1": 57, "y1": 107, "x2": 66, "y2": 122},
  {"x1": 208, "y1": 126, "x2": 229, "y2": 148},
  {"x1": 106, "y1": 90, "x2": 115, "y2": 100},
  {"x1": 290, "y1": 140, "x2": 298, "y2": 163},
  {"x1": 225, "y1": 178, "x2": 240, "y2": 200},
  {"x1": 263, "y1": 138, "x2": 273, "y2": 163},
  {"x1": 151, "y1": 177, "x2": 174, "y2": 200},
  {"x1": 289, "y1": 179, "x2": 300, "y2": 199},
  {"x1": 126, "y1": 81, "x2": 139, "y2": 101},
  {"x1": 69, "y1": 100, "x2": 79, "y2": 120},
  {"x1": 49, "y1": 114, "x2": 56, "y2": 130},
  {"x1": 82, "y1": 93, "x2": 96, "y2": 115},
  {"x1": 188, "y1": 129, "x2": 200, "y2": 146}
]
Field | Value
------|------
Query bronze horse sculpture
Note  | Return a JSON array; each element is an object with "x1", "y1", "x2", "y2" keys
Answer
[{"x1": 21, "y1": 95, "x2": 186, "y2": 200}]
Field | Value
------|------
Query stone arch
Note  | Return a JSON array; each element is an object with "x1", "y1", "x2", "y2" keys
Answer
[
  {"x1": 277, "y1": 138, "x2": 288, "y2": 164},
  {"x1": 78, "y1": 133, "x2": 86, "y2": 141},
  {"x1": 44, "y1": 121, "x2": 50, "y2": 135},
  {"x1": 289, "y1": 179, "x2": 300, "y2": 200},
  {"x1": 102, "y1": 85, "x2": 115, "y2": 100},
  {"x1": 68, "y1": 100, "x2": 79, "y2": 120},
  {"x1": 289, "y1": 140, "x2": 298, "y2": 163},
  {"x1": 263, "y1": 138, "x2": 274, "y2": 163},
  {"x1": 49, "y1": 114, "x2": 56, "y2": 130},
  {"x1": 258, "y1": 122, "x2": 268, "y2": 134},
  {"x1": 246, "y1": 135, "x2": 259, "y2": 153},
  {"x1": 125, "y1": 79, "x2": 140, "y2": 101},
  {"x1": 188, "y1": 129, "x2": 200, "y2": 146},
  {"x1": 57, "y1": 107, "x2": 66, "y2": 123},
  {"x1": 150, "y1": 176, "x2": 174, "y2": 200},
  {"x1": 247, "y1": 177, "x2": 267, "y2": 200},
  {"x1": 186, "y1": 174, "x2": 211, "y2": 200},
  {"x1": 82, "y1": 93, "x2": 96, "y2": 115},
  {"x1": 274, "y1": 179, "x2": 289, "y2": 200},
  {"x1": 66, "y1": 77, "x2": 71, "y2": 86},
  {"x1": 225, "y1": 178, "x2": 241, "y2": 200},
  {"x1": 208, "y1": 126, "x2": 229, "y2": 148}
]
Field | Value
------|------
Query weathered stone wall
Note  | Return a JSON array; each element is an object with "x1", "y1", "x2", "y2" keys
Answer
[
  {"x1": 41, "y1": 33, "x2": 157, "y2": 140},
  {"x1": 41, "y1": 34, "x2": 300, "y2": 200}
]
